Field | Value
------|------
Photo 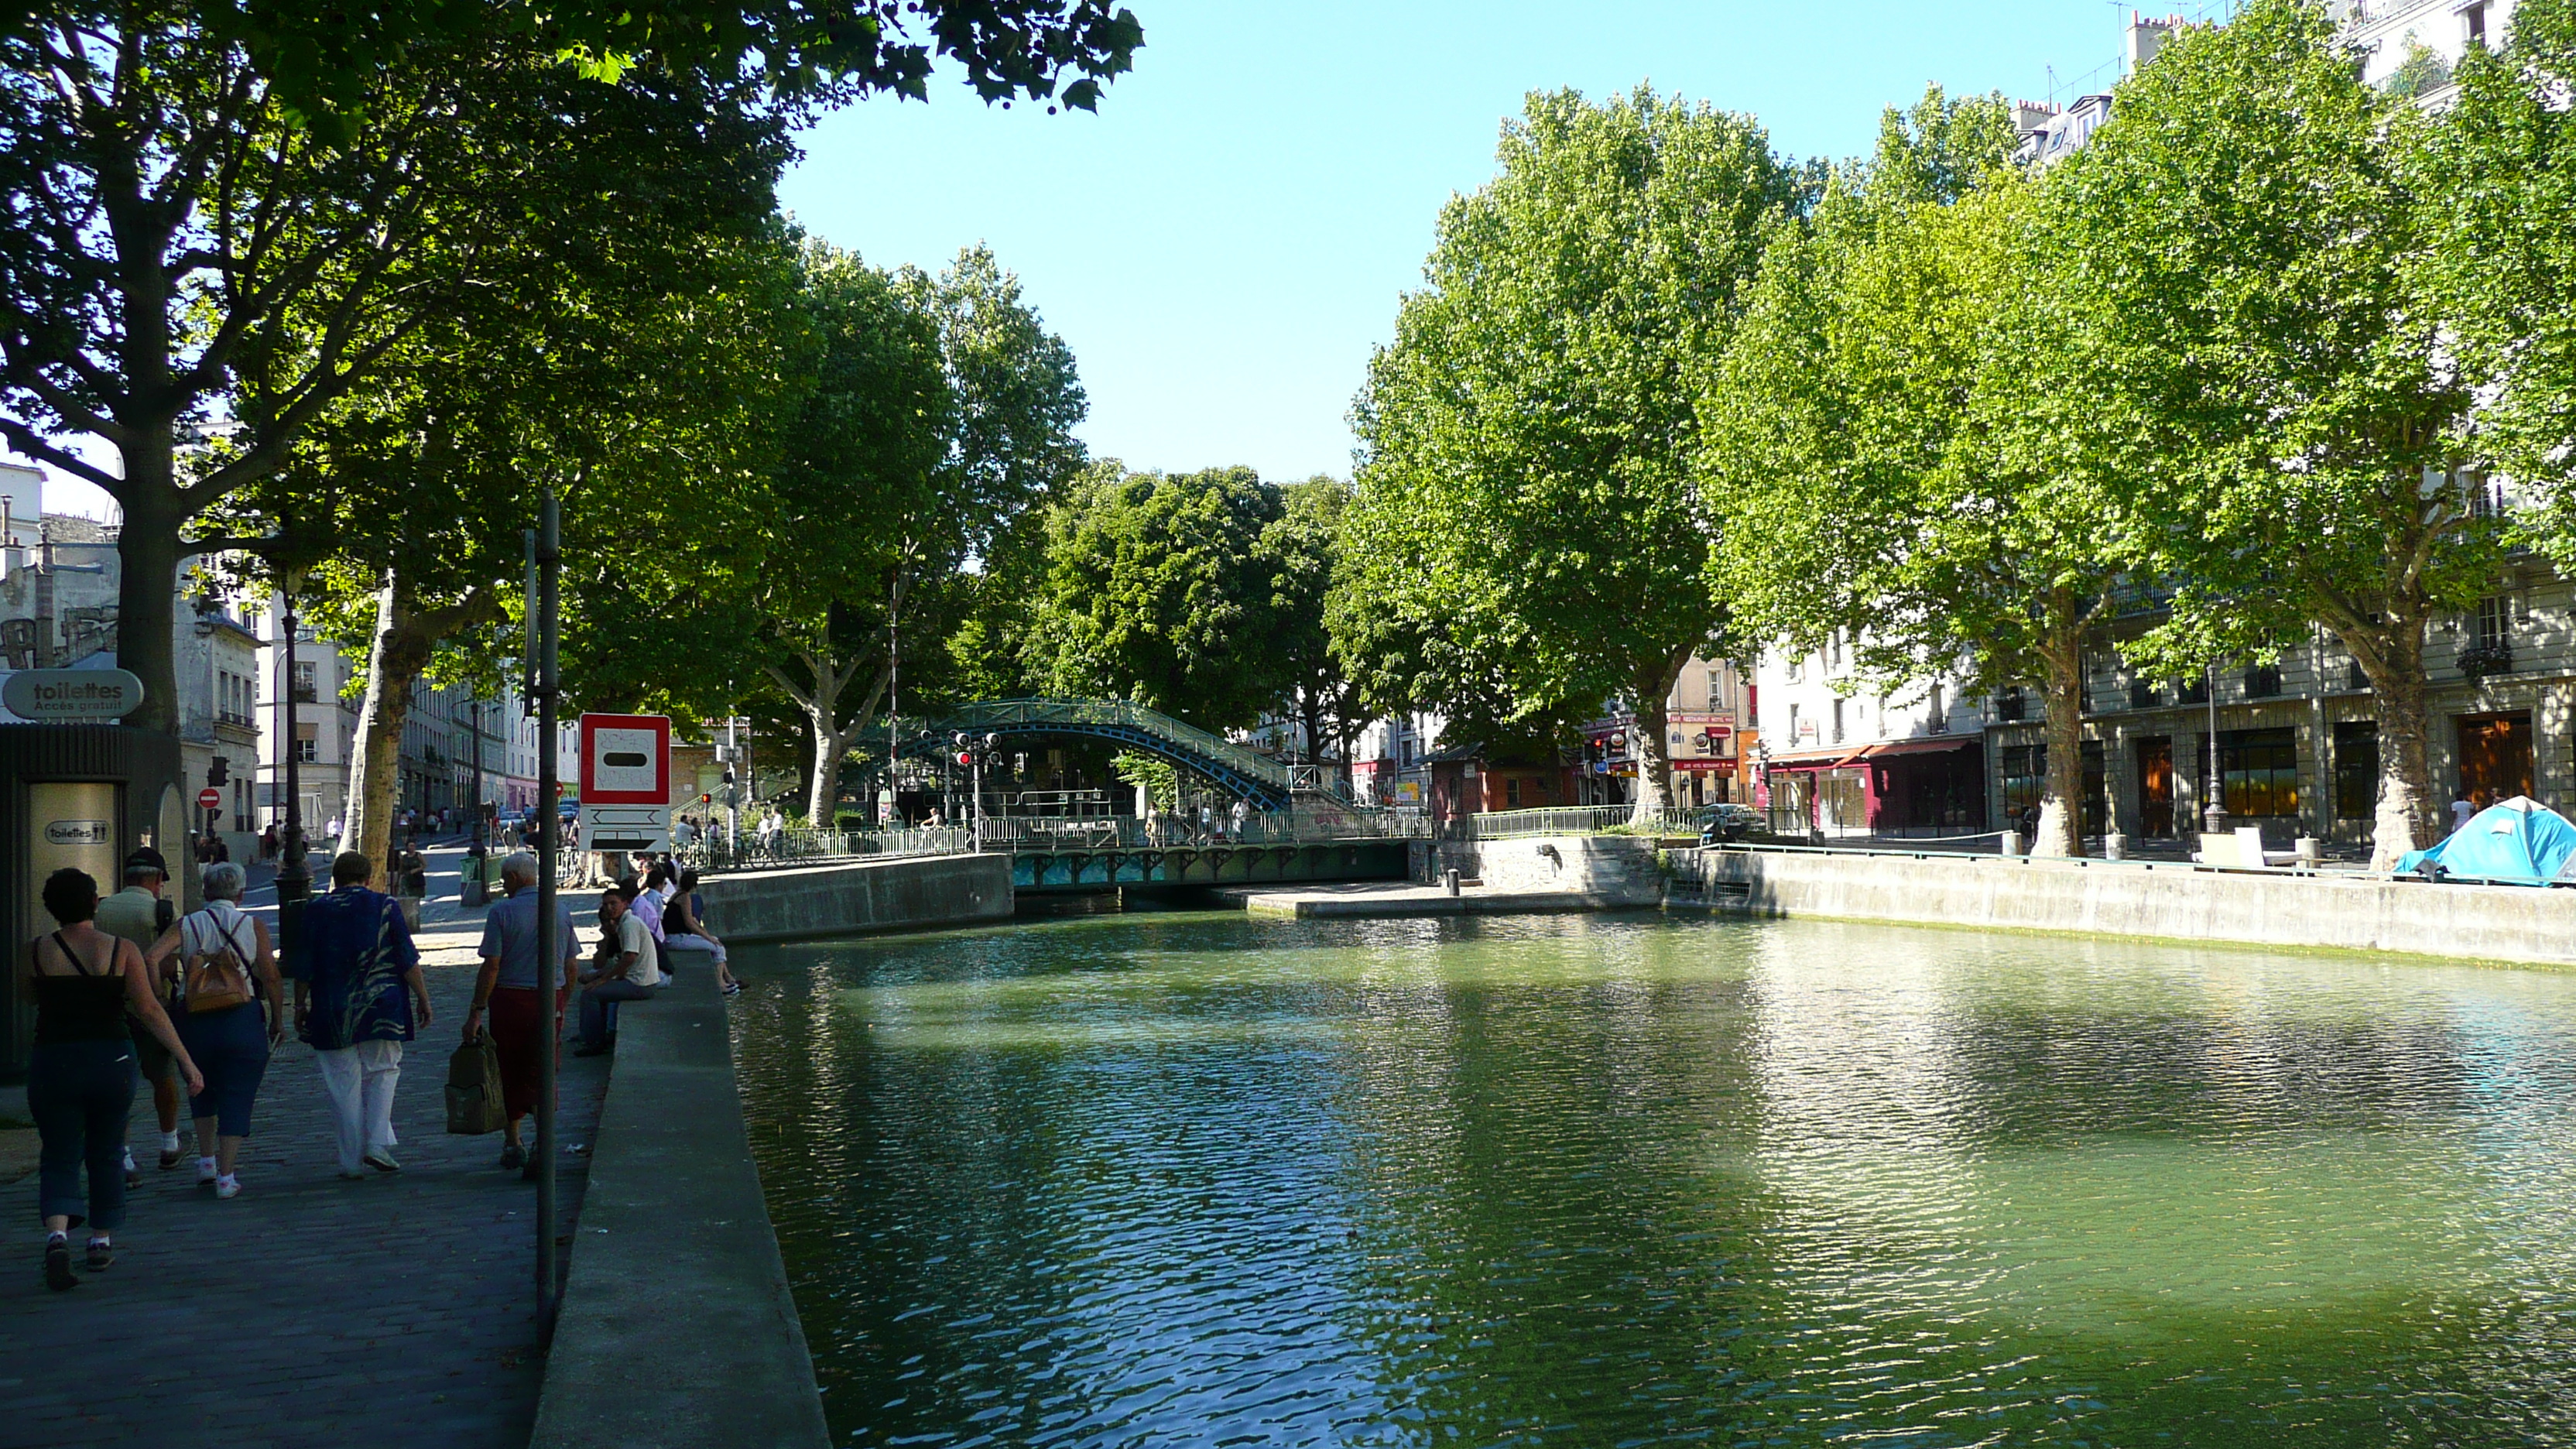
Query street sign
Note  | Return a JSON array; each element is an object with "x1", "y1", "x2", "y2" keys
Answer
[
  {"x1": 2, "y1": 667, "x2": 144, "y2": 721},
  {"x1": 581, "y1": 803, "x2": 670, "y2": 854},
  {"x1": 197, "y1": 788, "x2": 223, "y2": 810},
  {"x1": 578, "y1": 713, "x2": 670, "y2": 805}
]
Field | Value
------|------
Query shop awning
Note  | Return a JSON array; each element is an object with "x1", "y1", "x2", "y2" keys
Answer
[
  {"x1": 1862, "y1": 737, "x2": 1982, "y2": 759},
  {"x1": 1764, "y1": 735, "x2": 1981, "y2": 768}
]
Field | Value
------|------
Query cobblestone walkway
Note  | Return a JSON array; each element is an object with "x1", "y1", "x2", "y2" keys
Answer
[{"x1": 0, "y1": 953, "x2": 612, "y2": 1448}]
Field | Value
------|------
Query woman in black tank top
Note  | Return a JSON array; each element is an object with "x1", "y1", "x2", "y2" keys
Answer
[{"x1": 22, "y1": 868, "x2": 200, "y2": 1291}]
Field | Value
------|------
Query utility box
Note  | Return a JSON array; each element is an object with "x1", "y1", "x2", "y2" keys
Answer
[{"x1": 0, "y1": 724, "x2": 182, "y2": 1077}]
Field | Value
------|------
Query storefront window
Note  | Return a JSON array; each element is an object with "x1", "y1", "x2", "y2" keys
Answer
[
  {"x1": 2221, "y1": 728, "x2": 2299, "y2": 818},
  {"x1": 2334, "y1": 721, "x2": 2379, "y2": 820},
  {"x1": 2002, "y1": 745, "x2": 2044, "y2": 818}
]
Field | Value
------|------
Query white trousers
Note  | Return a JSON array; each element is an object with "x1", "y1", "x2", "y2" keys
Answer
[{"x1": 314, "y1": 1040, "x2": 402, "y2": 1173}]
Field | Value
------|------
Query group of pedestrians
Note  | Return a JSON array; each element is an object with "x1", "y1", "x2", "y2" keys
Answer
[
  {"x1": 22, "y1": 847, "x2": 437, "y2": 1292},
  {"x1": 22, "y1": 834, "x2": 748, "y2": 1292}
]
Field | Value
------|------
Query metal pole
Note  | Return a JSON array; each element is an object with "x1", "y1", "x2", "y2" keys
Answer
[
  {"x1": 471, "y1": 695, "x2": 486, "y2": 861},
  {"x1": 2203, "y1": 663, "x2": 2225, "y2": 834},
  {"x1": 971, "y1": 743, "x2": 983, "y2": 852},
  {"x1": 533, "y1": 490, "x2": 562, "y2": 1327},
  {"x1": 889, "y1": 616, "x2": 899, "y2": 829},
  {"x1": 276, "y1": 573, "x2": 310, "y2": 969}
]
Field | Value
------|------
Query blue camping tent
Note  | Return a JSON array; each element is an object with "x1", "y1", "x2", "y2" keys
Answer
[{"x1": 2396, "y1": 796, "x2": 2576, "y2": 884}]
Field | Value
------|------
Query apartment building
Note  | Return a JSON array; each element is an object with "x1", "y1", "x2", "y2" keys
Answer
[
  {"x1": 0, "y1": 513, "x2": 265, "y2": 855},
  {"x1": 1751, "y1": 642, "x2": 1994, "y2": 837}
]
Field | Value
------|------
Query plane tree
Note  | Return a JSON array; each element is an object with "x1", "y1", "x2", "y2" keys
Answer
[{"x1": 1343, "y1": 85, "x2": 1796, "y2": 822}]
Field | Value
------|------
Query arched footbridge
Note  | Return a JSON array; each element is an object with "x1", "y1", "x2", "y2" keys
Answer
[
  {"x1": 903, "y1": 697, "x2": 1297, "y2": 811},
  {"x1": 889, "y1": 697, "x2": 1417, "y2": 893}
]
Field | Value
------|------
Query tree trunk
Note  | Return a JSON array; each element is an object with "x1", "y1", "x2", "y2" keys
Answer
[
  {"x1": 113, "y1": 443, "x2": 182, "y2": 735},
  {"x1": 344, "y1": 577, "x2": 431, "y2": 886},
  {"x1": 2033, "y1": 623, "x2": 2088, "y2": 858},
  {"x1": 2340, "y1": 608, "x2": 2437, "y2": 871},
  {"x1": 779, "y1": 649, "x2": 893, "y2": 829},
  {"x1": 341, "y1": 570, "x2": 499, "y2": 885},
  {"x1": 1628, "y1": 647, "x2": 1695, "y2": 825}
]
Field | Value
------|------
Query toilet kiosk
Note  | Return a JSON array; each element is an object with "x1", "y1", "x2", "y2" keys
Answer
[{"x1": 0, "y1": 667, "x2": 180, "y2": 1077}]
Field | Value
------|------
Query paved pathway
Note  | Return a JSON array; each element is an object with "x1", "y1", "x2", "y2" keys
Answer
[{"x1": 0, "y1": 889, "x2": 614, "y2": 1448}]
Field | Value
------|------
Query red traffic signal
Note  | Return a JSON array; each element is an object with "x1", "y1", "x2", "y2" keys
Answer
[{"x1": 955, "y1": 750, "x2": 973, "y2": 766}]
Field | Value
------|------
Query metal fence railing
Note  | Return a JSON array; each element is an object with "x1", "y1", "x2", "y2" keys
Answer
[
  {"x1": 1462, "y1": 806, "x2": 1705, "y2": 840},
  {"x1": 668, "y1": 806, "x2": 1433, "y2": 874}
]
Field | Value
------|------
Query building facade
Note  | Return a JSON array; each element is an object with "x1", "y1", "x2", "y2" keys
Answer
[
  {"x1": 1752, "y1": 642, "x2": 1995, "y2": 838},
  {"x1": 0, "y1": 515, "x2": 265, "y2": 855}
]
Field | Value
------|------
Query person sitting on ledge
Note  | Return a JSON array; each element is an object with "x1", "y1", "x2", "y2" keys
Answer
[{"x1": 574, "y1": 885, "x2": 659, "y2": 1058}]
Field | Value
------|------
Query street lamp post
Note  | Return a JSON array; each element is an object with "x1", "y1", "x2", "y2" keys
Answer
[
  {"x1": 529, "y1": 491, "x2": 563, "y2": 1327},
  {"x1": 2201, "y1": 663, "x2": 2228, "y2": 835},
  {"x1": 462, "y1": 691, "x2": 488, "y2": 906},
  {"x1": 275, "y1": 569, "x2": 311, "y2": 968}
]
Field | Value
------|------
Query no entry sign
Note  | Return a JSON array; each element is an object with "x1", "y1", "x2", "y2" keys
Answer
[
  {"x1": 579, "y1": 714, "x2": 670, "y2": 804},
  {"x1": 197, "y1": 788, "x2": 223, "y2": 810},
  {"x1": 579, "y1": 713, "x2": 673, "y2": 853}
]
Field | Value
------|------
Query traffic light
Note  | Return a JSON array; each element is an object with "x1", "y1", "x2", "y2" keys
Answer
[{"x1": 207, "y1": 757, "x2": 230, "y2": 787}]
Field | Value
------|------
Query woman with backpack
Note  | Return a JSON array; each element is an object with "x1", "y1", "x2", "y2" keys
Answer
[{"x1": 166, "y1": 862, "x2": 283, "y2": 1199}]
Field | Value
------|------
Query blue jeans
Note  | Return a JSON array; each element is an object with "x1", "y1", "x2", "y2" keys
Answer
[
  {"x1": 578, "y1": 978, "x2": 654, "y2": 1047},
  {"x1": 28, "y1": 1039, "x2": 134, "y2": 1230},
  {"x1": 178, "y1": 1003, "x2": 271, "y2": 1138}
]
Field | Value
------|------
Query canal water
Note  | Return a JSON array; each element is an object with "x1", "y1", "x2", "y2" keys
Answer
[{"x1": 729, "y1": 911, "x2": 2576, "y2": 1447}]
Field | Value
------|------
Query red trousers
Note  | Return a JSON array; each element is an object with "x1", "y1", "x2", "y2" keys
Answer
[{"x1": 485, "y1": 986, "x2": 557, "y2": 1122}]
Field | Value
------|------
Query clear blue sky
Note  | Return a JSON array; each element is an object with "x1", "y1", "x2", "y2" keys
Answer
[{"x1": 779, "y1": 1, "x2": 2157, "y2": 485}]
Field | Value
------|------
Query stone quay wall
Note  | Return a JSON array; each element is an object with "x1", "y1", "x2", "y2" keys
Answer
[
  {"x1": 531, "y1": 966, "x2": 829, "y2": 1449},
  {"x1": 1410, "y1": 834, "x2": 1666, "y2": 902},
  {"x1": 1694, "y1": 845, "x2": 2576, "y2": 967},
  {"x1": 696, "y1": 852, "x2": 1013, "y2": 942}
]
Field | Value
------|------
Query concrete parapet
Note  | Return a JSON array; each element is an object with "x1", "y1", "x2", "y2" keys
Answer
[
  {"x1": 1242, "y1": 882, "x2": 1654, "y2": 919},
  {"x1": 1410, "y1": 834, "x2": 1664, "y2": 895},
  {"x1": 532, "y1": 968, "x2": 828, "y2": 1449},
  {"x1": 696, "y1": 852, "x2": 1013, "y2": 942},
  {"x1": 1699, "y1": 846, "x2": 2576, "y2": 966}
]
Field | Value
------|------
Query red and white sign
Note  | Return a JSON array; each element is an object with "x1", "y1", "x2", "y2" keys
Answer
[
  {"x1": 579, "y1": 713, "x2": 670, "y2": 804},
  {"x1": 197, "y1": 788, "x2": 223, "y2": 810},
  {"x1": 1672, "y1": 759, "x2": 1738, "y2": 774}
]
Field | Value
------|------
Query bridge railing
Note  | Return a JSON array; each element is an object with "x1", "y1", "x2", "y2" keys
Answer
[
  {"x1": 677, "y1": 809, "x2": 1430, "y2": 873},
  {"x1": 1461, "y1": 806, "x2": 1703, "y2": 840},
  {"x1": 683, "y1": 825, "x2": 975, "y2": 872},
  {"x1": 942, "y1": 698, "x2": 1293, "y2": 793}
]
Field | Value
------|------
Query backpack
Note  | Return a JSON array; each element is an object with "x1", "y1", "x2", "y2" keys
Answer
[{"x1": 183, "y1": 909, "x2": 255, "y2": 1014}]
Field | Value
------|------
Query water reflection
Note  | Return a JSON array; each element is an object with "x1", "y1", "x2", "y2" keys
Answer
[{"x1": 731, "y1": 912, "x2": 2576, "y2": 1446}]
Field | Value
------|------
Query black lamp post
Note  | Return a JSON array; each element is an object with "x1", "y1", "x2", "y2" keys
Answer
[{"x1": 275, "y1": 567, "x2": 311, "y2": 964}]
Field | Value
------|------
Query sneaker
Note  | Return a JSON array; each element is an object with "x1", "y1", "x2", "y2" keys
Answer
[
  {"x1": 214, "y1": 1174, "x2": 240, "y2": 1200},
  {"x1": 363, "y1": 1150, "x2": 400, "y2": 1173},
  {"x1": 196, "y1": 1157, "x2": 219, "y2": 1187},
  {"x1": 721, "y1": 979, "x2": 743, "y2": 997},
  {"x1": 43, "y1": 1239, "x2": 75, "y2": 1292},
  {"x1": 158, "y1": 1146, "x2": 183, "y2": 1171},
  {"x1": 83, "y1": 1238, "x2": 112, "y2": 1272},
  {"x1": 498, "y1": 1143, "x2": 526, "y2": 1171}
]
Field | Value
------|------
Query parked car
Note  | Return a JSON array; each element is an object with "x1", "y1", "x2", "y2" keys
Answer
[{"x1": 1697, "y1": 803, "x2": 1763, "y2": 844}]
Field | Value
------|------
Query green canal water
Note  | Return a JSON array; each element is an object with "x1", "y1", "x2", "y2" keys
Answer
[{"x1": 728, "y1": 911, "x2": 2576, "y2": 1447}]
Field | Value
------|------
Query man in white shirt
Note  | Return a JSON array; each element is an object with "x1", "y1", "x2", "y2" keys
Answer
[
  {"x1": 573, "y1": 885, "x2": 659, "y2": 1057},
  {"x1": 2451, "y1": 790, "x2": 2478, "y2": 833}
]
